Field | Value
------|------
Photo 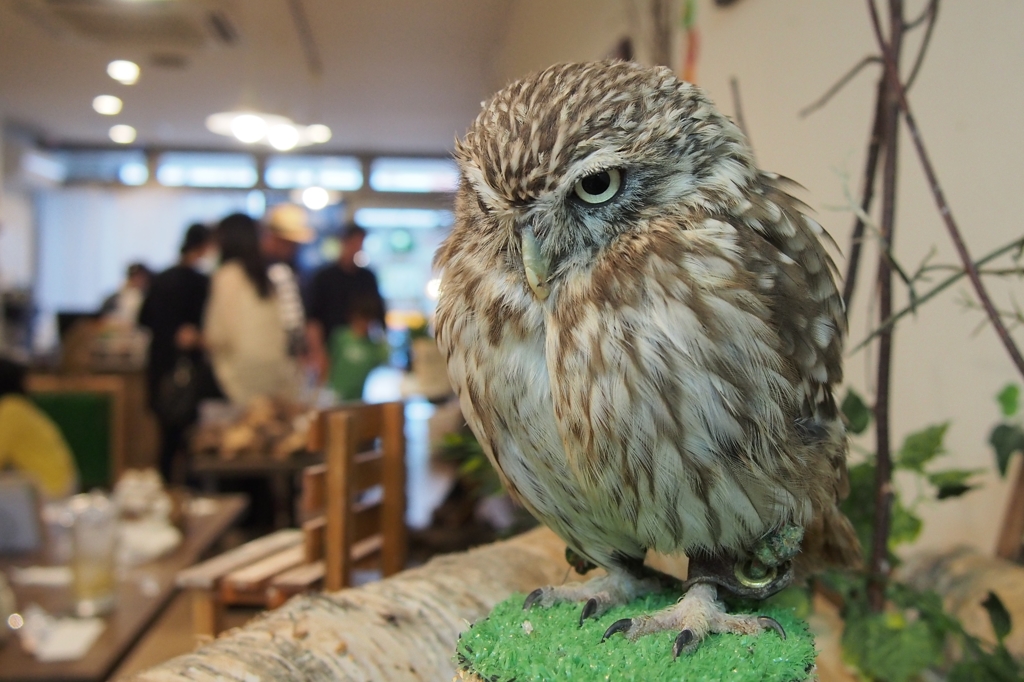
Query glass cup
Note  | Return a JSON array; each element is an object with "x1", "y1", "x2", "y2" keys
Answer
[{"x1": 69, "y1": 492, "x2": 117, "y2": 617}]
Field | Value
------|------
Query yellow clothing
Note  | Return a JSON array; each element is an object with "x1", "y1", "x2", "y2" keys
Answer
[{"x1": 0, "y1": 394, "x2": 78, "y2": 498}]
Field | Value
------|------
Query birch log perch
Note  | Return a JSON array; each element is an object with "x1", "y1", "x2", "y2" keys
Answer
[{"x1": 127, "y1": 527, "x2": 573, "y2": 682}]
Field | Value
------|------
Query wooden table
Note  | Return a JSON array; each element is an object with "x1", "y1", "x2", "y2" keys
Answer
[
  {"x1": 0, "y1": 494, "x2": 247, "y2": 682},
  {"x1": 192, "y1": 453, "x2": 323, "y2": 529}
]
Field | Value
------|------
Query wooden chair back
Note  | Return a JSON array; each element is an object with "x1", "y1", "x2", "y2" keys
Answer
[
  {"x1": 301, "y1": 401, "x2": 406, "y2": 590},
  {"x1": 179, "y1": 401, "x2": 407, "y2": 636}
]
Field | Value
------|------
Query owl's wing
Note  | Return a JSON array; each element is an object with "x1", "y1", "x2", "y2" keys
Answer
[
  {"x1": 741, "y1": 173, "x2": 846, "y2": 424},
  {"x1": 737, "y1": 175, "x2": 861, "y2": 569}
]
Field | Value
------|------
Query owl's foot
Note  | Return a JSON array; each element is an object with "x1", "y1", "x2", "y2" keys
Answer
[
  {"x1": 600, "y1": 583, "x2": 785, "y2": 659},
  {"x1": 523, "y1": 569, "x2": 663, "y2": 627}
]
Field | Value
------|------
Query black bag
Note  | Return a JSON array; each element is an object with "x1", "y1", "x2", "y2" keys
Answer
[{"x1": 156, "y1": 355, "x2": 199, "y2": 427}]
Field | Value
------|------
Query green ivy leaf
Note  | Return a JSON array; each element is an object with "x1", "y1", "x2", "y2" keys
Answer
[
  {"x1": 841, "y1": 611, "x2": 944, "y2": 682},
  {"x1": 928, "y1": 468, "x2": 981, "y2": 500},
  {"x1": 897, "y1": 423, "x2": 949, "y2": 472},
  {"x1": 890, "y1": 502, "x2": 923, "y2": 548},
  {"x1": 997, "y1": 384, "x2": 1020, "y2": 417},
  {"x1": 982, "y1": 591, "x2": 1012, "y2": 643},
  {"x1": 989, "y1": 423, "x2": 1024, "y2": 477},
  {"x1": 840, "y1": 462, "x2": 877, "y2": 561},
  {"x1": 842, "y1": 389, "x2": 872, "y2": 435}
]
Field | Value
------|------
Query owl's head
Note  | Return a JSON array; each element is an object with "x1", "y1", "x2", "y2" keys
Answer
[{"x1": 446, "y1": 61, "x2": 756, "y2": 300}]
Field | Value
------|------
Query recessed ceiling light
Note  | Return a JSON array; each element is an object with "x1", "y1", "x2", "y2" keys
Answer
[
  {"x1": 268, "y1": 124, "x2": 300, "y2": 151},
  {"x1": 107, "y1": 60, "x2": 140, "y2": 85},
  {"x1": 92, "y1": 95, "x2": 123, "y2": 116},
  {"x1": 305, "y1": 124, "x2": 332, "y2": 144},
  {"x1": 109, "y1": 125, "x2": 137, "y2": 144},
  {"x1": 230, "y1": 114, "x2": 267, "y2": 144},
  {"x1": 302, "y1": 186, "x2": 330, "y2": 210},
  {"x1": 207, "y1": 111, "x2": 331, "y2": 149}
]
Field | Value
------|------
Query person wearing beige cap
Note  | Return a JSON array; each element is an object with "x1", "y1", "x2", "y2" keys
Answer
[{"x1": 260, "y1": 204, "x2": 314, "y2": 361}]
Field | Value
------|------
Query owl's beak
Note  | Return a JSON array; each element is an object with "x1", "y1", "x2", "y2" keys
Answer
[{"x1": 521, "y1": 226, "x2": 550, "y2": 300}]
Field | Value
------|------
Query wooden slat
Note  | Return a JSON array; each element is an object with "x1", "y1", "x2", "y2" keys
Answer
[
  {"x1": 301, "y1": 464, "x2": 327, "y2": 517},
  {"x1": 189, "y1": 589, "x2": 221, "y2": 638},
  {"x1": 220, "y1": 545, "x2": 306, "y2": 604},
  {"x1": 352, "y1": 501, "x2": 381, "y2": 544},
  {"x1": 270, "y1": 560, "x2": 326, "y2": 589},
  {"x1": 176, "y1": 529, "x2": 302, "y2": 589},
  {"x1": 351, "y1": 451, "x2": 383, "y2": 492},
  {"x1": 223, "y1": 545, "x2": 307, "y2": 590},
  {"x1": 265, "y1": 560, "x2": 325, "y2": 609},
  {"x1": 306, "y1": 411, "x2": 327, "y2": 453},
  {"x1": 381, "y1": 401, "x2": 407, "y2": 576},
  {"x1": 302, "y1": 516, "x2": 325, "y2": 563},
  {"x1": 351, "y1": 534, "x2": 383, "y2": 563}
]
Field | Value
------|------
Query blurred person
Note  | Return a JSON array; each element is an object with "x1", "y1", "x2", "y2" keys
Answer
[
  {"x1": 138, "y1": 223, "x2": 220, "y2": 482},
  {"x1": 327, "y1": 297, "x2": 390, "y2": 401},
  {"x1": 204, "y1": 213, "x2": 300, "y2": 405},
  {"x1": 260, "y1": 204, "x2": 313, "y2": 359},
  {"x1": 0, "y1": 357, "x2": 77, "y2": 499},
  {"x1": 100, "y1": 262, "x2": 152, "y2": 326},
  {"x1": 305, "y1": 224, "x2": 386, "y2": 382}
]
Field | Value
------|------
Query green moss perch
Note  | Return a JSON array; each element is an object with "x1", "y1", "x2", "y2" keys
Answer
[{"x1": 455, "y1": 592, "x2": 816, "y2": 682}]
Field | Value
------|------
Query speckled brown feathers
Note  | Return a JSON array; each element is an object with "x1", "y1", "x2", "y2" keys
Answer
[{"x1": 435, "y1": 61, "x2": 860, "y2": 577}]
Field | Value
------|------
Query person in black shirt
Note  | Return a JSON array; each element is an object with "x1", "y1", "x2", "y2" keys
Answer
[
  {"x1": 139, "y1": 223, "x2": 218, "y2": 482},
  {"x1": 305, "y1": 224, "x2": 386, "y2": 383}
]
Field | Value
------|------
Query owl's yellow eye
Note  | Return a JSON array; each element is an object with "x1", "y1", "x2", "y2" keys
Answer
[{"x1": 573, "y1": 169, "x2": 622, "y2": 205}]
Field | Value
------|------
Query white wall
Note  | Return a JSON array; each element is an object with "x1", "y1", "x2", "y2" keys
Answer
[
  {"x1": 491, "y1": 1, "x2": 1024, "y2": 556},
  {"x1": 35, "y1": 187, "x2": 251, "y2": 314},
  {"x1": 0, "y1": 188, "x2": 34, "y2": 290}
]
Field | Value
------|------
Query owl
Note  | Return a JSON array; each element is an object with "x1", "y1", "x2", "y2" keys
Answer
[{"x1": 434, "y1": 61, "x2": 860, "y2": 657}]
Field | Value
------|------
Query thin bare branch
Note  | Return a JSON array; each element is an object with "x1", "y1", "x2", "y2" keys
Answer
[
  {"x1": 730, "y1": 76, "x2": 753, "y2": 156},
  {"x1": 842, "y1": 78, "x2": 887, "y2": 309},
  {"x1": 905, "y1": 0, "x2": 938, "y2": 29},
  {"x1": 904, "y1": 0, "x2": 940, "y2": 90},
  {"x1": 867, "y1": 0, "x2": 903, "y2": 615},
  {"x1": 867, "y1": 0, "x2": 1024, "y2": 380},
  {"x1": 850, "y1": 236, "x2": 1024, "y2": 353},
  {"x1": 800, "y1": 55, "x2": 882, "y2": 118}
]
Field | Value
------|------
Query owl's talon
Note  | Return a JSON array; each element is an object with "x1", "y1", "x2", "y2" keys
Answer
[
  {"x1": 601, "y1": 618, "x2": 634, "y2": 643},
  {"x1": 523, "y1": 588, "x2": 545, "y2": 611},
  {"x1": 579, "y1": 598, "x2": 598, "y2": 627},
  {"x1": 672, "y1": 629, "x2": 696, "y2": 660},
  {"x1": 757, "y1": 616, "x2": 786, "y2": 640}
]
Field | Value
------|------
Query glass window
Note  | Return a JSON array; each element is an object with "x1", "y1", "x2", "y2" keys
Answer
[
  {"x1": 264, "y1": 155, "x2": 363, "y2": 190},
  {"x1": 369, "y1": 157, "x2": 459, "y2": 193},
  {"x1": 353, "y1": 208, "x2": 454, "y2": 230},
  {"x1": 156, "y1": 152, "x2": 257, "y2": 188},
  {"x1": 56, "y1": 150, "x2": 148, "y2": 185}
]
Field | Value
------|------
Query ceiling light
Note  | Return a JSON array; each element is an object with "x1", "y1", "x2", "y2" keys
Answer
[
  {"x1": 230, "y1": 114, "x2": 267, "y2": 144},
  {"x1": 107, "y1": 60, "x2": 140, "y2": 85},
  {"x1": 206, "y1": 111, "x2": 331, "y2": 149},
  {"x1": 267, "y1": 124, "x2": 299, "y2": 151},
  {"x1": 305, "y1": 124, "x2": 332, "y2": 143},
  {"x1": 93, "y1": 95, "x2": 123, "y2": 116},
  {"x1": 109, "y1": 125, "x2": 137, "y2": 144},
  {"x1": 301, "y1": 186, "x2": 330, "y2": 211}
]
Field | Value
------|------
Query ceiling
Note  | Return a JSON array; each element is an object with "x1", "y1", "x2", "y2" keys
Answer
[{"x1": 0, "y1": 0, "x2": 514, "y2": 155}]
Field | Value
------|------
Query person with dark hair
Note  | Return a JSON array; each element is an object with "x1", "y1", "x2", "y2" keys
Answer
[
  {"x1": 100, "y1": 261, "x2": 153, "y2": 326},
  {"x1": 139, "y1": 222, "x2": 219, "y2": 482},
  {"x1": 204, "y1": 213, "x2": 300, "y2": 405},
  {"x1": 260, "y1": 204, "x2": 313, "y2": 359},
  {"x1": 305, "y1": 223, "x2": 387, "y2": 383},
  {"x1": 0, "y1": 357, "x2": 77, "y2": 498}
]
